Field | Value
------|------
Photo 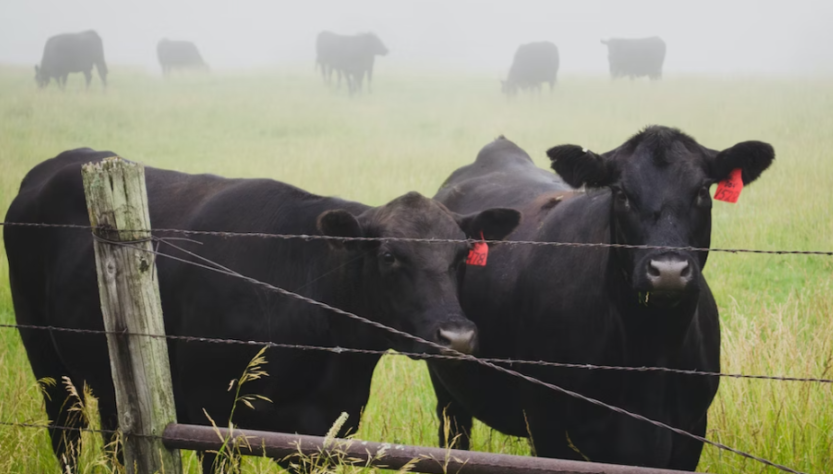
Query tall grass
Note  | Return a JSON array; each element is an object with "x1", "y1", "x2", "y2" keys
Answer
[{"x1": 0, "y1": 66, "x2": 830, "y2": 473}]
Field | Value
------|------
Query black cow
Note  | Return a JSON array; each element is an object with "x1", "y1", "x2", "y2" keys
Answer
[
  {"x1": 157, "y1": 39, "x2": 209, "y2": 76},
  {"x1": 4, "y1": 148, "x2": 520, "y2": 473},
  {"x1": 315, "y1": 31, "x2": 388, "y2": 95},
  {"x1": 502, "y1": 41, "x2": 559, "y2": 96},
  {"x1": 430, "y1": 127, "x2": 774, "y2": 470},
  {"x1": 35, "y1": 30, "x2": 108, "y2": 89},
  {"x1": 601, "y1": 37, "x2": 666, "y2": 80}
]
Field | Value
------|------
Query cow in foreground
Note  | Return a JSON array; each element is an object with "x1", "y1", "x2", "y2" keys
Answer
[
  {"x1": 35, "y1": 30, "x2": 108, "y2": 89},
  {"x1": 502, "y1": 41, "x2": 559, "y2": 96},
  {"x1": 601, "y1": 37, "x2": 666, "y2": 80},
  {"x1": 4, "y1": 148, "x2": 520, "y2": 473},
  {"x1": 157, "y1": 39, "x2": 209, "y2": 76},
  {"x1": 430, "y1": 127, "x2": 774, "y2": 470},
  {"x1": 315, "y1": 31, "x2": 388, "y2": 95}
]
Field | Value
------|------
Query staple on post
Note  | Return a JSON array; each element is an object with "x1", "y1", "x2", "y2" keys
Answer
[{"x1": 82, "y1": 157, "x2": 181, "y2": 474}]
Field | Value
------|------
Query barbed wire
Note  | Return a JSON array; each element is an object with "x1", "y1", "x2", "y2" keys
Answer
[
  {"x1": 103, "y1": 237, "x2": 809, "y2": 473},
  {"x1": 1, "y1": 221, "x2": 831, "y2": 256},
  {"x1": 0, "y1": 225, "x2": 818, "y2": 473},
  {"x1": 2, "y1": 323, "x2": 831, "y2": 384}
]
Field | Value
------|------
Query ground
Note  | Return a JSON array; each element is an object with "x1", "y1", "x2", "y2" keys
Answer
[{"x1": 0, "y1": 66, "x2": 830, "y2": 473}]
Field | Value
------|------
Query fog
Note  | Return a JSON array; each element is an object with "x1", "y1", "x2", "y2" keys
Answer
[{"x1": 2, "y1": 0, "x2": 832, "y2": 76}]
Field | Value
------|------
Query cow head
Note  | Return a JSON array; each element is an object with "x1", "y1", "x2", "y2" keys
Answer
[
  {"x1": 547, "y1": 126, "x2": 773, "y2": 307},
  {"x1": 34, "y1": 65, "x2": 49, "y2": 88},
  {"x1": 317, "y1": 192, "x2": 519, "y2": 354},
  {"x1": 364, "y1": 33, "x2": 389, "y2": 56}
]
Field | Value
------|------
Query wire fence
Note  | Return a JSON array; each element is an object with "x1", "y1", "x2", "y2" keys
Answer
[
  {"x1": 1, "y1": 221, "x2": 832, "y2": 256},
  {"x1": 1, "y1": 220, "x2": 830, "y2": 474}
]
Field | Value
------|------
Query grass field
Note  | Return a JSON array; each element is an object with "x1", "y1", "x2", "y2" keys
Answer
[{"x1": 0, "y1": 65, "x2": 831, "y2": 473}]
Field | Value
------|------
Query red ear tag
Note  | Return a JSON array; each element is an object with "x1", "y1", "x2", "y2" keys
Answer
[
  {"x1": 714, "y1": 169, "x2": 743, "y2": 203},
  {"x1": 466, "y1": 232, "x2": 489, "y2": 267}
]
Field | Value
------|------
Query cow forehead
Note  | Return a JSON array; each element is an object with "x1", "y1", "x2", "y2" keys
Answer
[
  {"x1": 619, "y1": 140, "x2": 708, "y2": 190},
  {"x1": 373, "y1": 193, "x2": 463, "y2": 239}
]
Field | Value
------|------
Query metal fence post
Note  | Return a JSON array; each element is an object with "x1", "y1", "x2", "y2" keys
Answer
[{"x1": 82, "y1": 157, "x2": 181, "y2": 474}]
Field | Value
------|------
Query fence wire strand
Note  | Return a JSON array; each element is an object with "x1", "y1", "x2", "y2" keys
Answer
[
  {"x1": 2, "y1": 323, "x2": 831, "y2": 385},
  {"x1": 1, "y1": 221, "x2": 831, "y2": 256},
  {"x1": 0, "y1": 222, "x2": 821, "y2": 474}
]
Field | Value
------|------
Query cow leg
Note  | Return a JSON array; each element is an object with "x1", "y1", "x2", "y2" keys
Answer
[
  {"x1": 354, "y1": 72, "x2": 365, "y2": 95},
  {"x1": 17, "y1": 328, "x2": 85, "y2": 472},
  {"x1": 60, "y1": 74, "x2": 68, "y2": 89},
  {"x1": 97, "y1": 391, "x2": 123, "y2": 467},
  {"x1": 84, "y1": 70, "x2": 92, "y2": 89},
  {"x1": 429, "y1": 369, "x2": 472, "y2": 450}
]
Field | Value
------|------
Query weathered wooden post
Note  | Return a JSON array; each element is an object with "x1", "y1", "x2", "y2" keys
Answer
[{"x1": 82, "y1": 157, "x2": 181, "y2": 474}]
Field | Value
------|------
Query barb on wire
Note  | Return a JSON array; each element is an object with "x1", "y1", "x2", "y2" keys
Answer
[
  {"x1": 3, "y1": 323, "x2": 831, "y2": 384},
  {"x1": 1, "y1": 221, "x2": 831, "y2": 256}
]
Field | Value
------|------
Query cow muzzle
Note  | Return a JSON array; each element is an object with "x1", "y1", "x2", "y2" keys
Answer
[
  {"x1": 636, "y1": 254, "x2": 697, "y2": 307},
  {"x1": 435, "y1": 322, "x2": 478, "y2": 355},
  {"x1": 647, "y1": 258, "x2": 692, "y2": 292}
]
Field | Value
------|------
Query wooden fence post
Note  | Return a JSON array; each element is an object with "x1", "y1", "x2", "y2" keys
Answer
[{"x1": 82, "y1": 157, "x2": 181, "y2": 474}]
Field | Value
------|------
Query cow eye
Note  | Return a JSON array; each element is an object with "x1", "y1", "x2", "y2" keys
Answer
[
  {"x1": 698, "y1": 186, "x2": 711, "y2": 201},
  {"x1": 381, "y1": 252, "x2": 396, "y2": 265},
  {"x1": 614, "y1": 189, "x2": 629, "y2": 205}
]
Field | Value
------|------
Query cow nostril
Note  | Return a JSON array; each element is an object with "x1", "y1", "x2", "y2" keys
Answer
[
  {"x1": 680, "y1": 261, "x2": 691, "y2": 279},
  {"x1": 648, "y1": 262, "x2": 661, "y2": 277}
]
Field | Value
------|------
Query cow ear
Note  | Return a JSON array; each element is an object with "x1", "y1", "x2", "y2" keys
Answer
[
  {"x1": 547, "y1": 145, "x2": 613, "y2": 188},
  {"x1": 317, "y1": 209, "x2": 364, "y2": 250},
  {"x1": 456, "y1": 208, "x2": 521, "y2": 244},
  {"x1": 709, "y1": 141, "x2": 774, "y2": 185}
]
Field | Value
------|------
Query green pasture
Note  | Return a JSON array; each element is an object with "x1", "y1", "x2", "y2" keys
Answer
[{"x1": 0, "y1": 66, "x2": 830, "y2": 473}]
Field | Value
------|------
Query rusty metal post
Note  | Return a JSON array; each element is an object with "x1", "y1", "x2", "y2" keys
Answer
[{"x1": 164, "y1": 423, "x2": 702, "y2": 474}]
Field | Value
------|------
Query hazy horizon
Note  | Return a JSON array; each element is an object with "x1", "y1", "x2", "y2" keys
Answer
[{"x1": 2, "y1": 0, "x2": 832, "y2": 76}]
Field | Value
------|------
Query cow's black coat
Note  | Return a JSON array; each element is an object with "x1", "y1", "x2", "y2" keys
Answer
[
  {"x1": 5, "y1": 148, "x2": 519, "y2": 473},
  {"x1": 315, "y1": 31, "x2": 388, "y2": 95},
  {"x1": 430, "y1": 127, "x2": 774, "y2": 470},
  {"x1": 157, "y1": 39, "x2": 208, "y2": 75},
  {"x1": 502, "y1": 41, "x2": 560, "y2": 96},
  {"x1": 601, "y1": 37, "x2": 666, "y2": 80},
  {"x1": 35, "y1": 30, "x2": 107, "y2": 89}
]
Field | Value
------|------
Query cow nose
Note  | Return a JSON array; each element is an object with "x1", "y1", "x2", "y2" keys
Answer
[
  {"x1": 436, "y1": 325, "x2": 477, "y2": 355},
  {"x1": 647, "y1": 258, "x2": 692, "y2": 292}
]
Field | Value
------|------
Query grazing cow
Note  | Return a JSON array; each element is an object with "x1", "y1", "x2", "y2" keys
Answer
[
  {"x1": 430, "y1": 127, "x2": 774, "y2": 470},
  {"x1": 315, "y1": 31, "x2": 388, "y2": 95},
  {"x1": 4, "y1": 148, "x2": 520, "y2": 473},
  {"x1": 502, "y1": 41, "x2": 560, "y2": 96},
  {"x1": 35, "y1": 30, "x2": 108, "y2": 89},
  {"x1": 157, "y1": 39, "x2": 209, "y2": 75},
  {"x1": 601, "y1": 37, "x2": 666, "y2": 80}
]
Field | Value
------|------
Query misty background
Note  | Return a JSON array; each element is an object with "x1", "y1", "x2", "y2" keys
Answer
[{"x1": 2, "y1": 0, "x2": 833, "y2": 76}]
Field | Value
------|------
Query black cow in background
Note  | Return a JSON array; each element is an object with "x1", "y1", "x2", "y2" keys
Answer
[
  {"x1": 35, "y1": 30, "x2": 107, "y2": 89},
  {"x1": 601, "y1": 37, "x2": 666, "y2": 80},
  {"x1": 502, "y1": 41, "x2": 560, "y2": 96},
  {"x1": 5, "y1": 148, "x2": 520, "y2": 473},
  {"x1": 316, "y1": 31, "x2": 388, "y2": 95},
  {"x1": 429, "y1": 128, "x2": 774, "y2": 470},
  {"x1": 157, "y1": 39, "x2": 209, "y2": 76}
]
